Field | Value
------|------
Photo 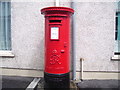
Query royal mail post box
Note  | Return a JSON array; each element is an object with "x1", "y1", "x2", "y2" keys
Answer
[{"x1": 41, "y1": 7, "x2": 74, "y2": 88}]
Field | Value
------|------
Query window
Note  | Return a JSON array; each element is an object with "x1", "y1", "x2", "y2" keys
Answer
[
  {"x1": 0, "y1": 1, "x2": 11, "y2": 50},
  {"x1": 114, "y1": 1, "x2": 120, "y2": 55}
]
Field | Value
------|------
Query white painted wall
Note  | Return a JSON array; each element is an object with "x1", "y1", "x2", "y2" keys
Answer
[
  {"x1": 73, "y1": 2, "x2": 118, "y2": 72},
  {"x1": 1, "y1": 1, "x2": 119, "y2": 72}
]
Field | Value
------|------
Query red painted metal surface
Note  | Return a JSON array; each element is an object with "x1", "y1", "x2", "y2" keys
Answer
[{"x1": 41, "y1": 7, "x2": 74, "y2": 74}]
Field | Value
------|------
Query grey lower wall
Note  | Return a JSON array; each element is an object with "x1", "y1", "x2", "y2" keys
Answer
[{"x1": 1, "y1": 1, "x2": 119, "y2": 72}]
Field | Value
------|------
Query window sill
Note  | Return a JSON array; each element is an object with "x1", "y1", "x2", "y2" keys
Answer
[
  {"x1": 0, "y1": 51, "x2": 15, "y2": 57},
  {"x1": 111, "y1": 55, "x2": 120, "y2": 61}
]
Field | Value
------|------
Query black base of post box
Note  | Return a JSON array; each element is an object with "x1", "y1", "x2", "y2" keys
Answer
[{"x1": 44, "y1": 72, "x2": 70, "y2": 89}]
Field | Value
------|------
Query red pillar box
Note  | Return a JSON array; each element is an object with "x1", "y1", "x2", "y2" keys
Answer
[{"x1": 41, "y1": 7, "x2": 74, "y2": 88}]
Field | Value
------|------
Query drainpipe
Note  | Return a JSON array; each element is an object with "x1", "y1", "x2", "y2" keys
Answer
[
  {"x1": 71, "y1": 1, "x2": 77, "y2": 80},
  {"x1": 55, "y1": 0, "x2": 60, "y2": 6},
  {"x1": 80, "y1": 58, "x2": 84, "y2": 81},
  {"x1": 55, "y1": 0, "x2": 77, "y2": 80}
]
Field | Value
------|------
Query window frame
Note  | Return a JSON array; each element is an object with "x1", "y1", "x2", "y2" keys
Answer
[
  {"x1": 0, "y1": 1, "x2": 11, "y2": 50},
  {"x1": 0, "y1": 1, "x2": 14, "y2": 57},
  {"x1": 112, "y1": 1, "x2": 120, "y2": 60}
]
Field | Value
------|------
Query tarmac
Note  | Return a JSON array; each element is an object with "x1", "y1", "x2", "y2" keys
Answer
[
  {"x1": 1, "y1": 75, "x2": 120, "y2": 90},
  {"x1": 77, "y1": 80, "x2": 120, "y2": 90},
  {"x1": 2, "y1": 75, "x2": 34, "y2": 89}
]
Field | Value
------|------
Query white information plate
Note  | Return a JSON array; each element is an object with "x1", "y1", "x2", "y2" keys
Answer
[{"x1": 51, "y1": 27, "x2": 59, "y2": 40}]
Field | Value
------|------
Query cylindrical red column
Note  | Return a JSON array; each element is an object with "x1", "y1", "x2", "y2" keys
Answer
[{"x1": 41, "y1": 7, "x2": 74, "y2": 88}]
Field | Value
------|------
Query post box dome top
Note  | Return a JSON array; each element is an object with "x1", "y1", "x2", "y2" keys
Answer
[{"x1": 41, "y1": 7, "x2": 74, "y2": 16}]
